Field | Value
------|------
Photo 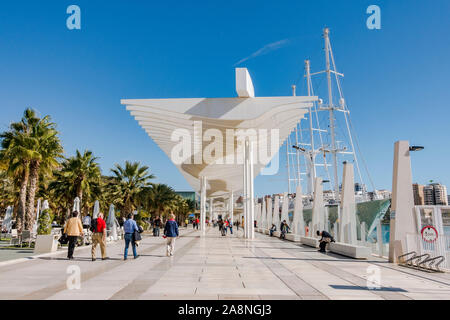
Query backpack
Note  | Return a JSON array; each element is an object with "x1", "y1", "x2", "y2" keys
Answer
[{"x1": 90, "y1": 218, "x2": 98, "y2": 232}]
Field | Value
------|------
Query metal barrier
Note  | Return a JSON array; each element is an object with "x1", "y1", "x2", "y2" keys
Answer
[
  {"x1": 397, "y1": 251, "x2": 445, "y2": 272},
  {"x1": 401, "y1": 234, "x2": 448, "y2": 272}
]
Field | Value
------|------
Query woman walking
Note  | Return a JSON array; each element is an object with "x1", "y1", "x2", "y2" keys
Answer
[
  {"x1": 123, "y1": 213, "x2": 139, "y2": 260},
  {"x1": 64, "y1": 211, "x2": 84, "y2": 260},
  {"x1": 164, "y1": 213, "x2": 179, "y2": 256}
]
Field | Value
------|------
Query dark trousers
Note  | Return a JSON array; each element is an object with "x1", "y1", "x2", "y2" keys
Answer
[
  {"x1": 124, "y1": 233, "x2": 137, "y2": 258},
  {"x1": 319, "y1": 241, "x2": 328, "y2": 252},
  {"x1": 67, "y1": 236, "x2": 78, "y2": 258},
  {"x1": 153, "y1": 227, "x2": 160, "y2": 236}
]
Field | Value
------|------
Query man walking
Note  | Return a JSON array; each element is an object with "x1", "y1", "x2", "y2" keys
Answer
[
  {"x1": 64, "y1": 211, "x2": 84, "y2": 260},
  {"x1": 123, "y1": 213, "x2": 139, "y2": 260},
  {"x1": 164, "y1": 213, "x2": 179, "y2": 256},
  {"x1": 91, "y1": 212, "x2": 108, "y2": 261},
  {"x1": 195, "y1": 218, "x2": 200, "y2": 230},
  {"x1": 153, "y1": 216, "x2": 161, "y2": 236},
  {"x1": 228, "y1": 218, "x2": 233, "y2": 235}
]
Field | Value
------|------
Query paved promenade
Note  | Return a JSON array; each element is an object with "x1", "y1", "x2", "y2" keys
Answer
[{"x1": 0, "y1": 227, "x2": 449, "y2": 300}]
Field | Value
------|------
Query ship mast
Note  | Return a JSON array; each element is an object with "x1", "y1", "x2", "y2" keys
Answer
[
  {"x1": 324, "y1": 27, "x2": 340, "y2": 201},
  {"x1": 305, "y1": 60, "x2": 316, "y2": 195}
]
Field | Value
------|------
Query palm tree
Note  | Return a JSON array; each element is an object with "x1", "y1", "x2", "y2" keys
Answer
[
  {"x1": 0, "y1": 109, "x2": 41, "y2": 231},
  {"x1": 24, "y1": 115, "x2": 63, "y2": 230},
  {"x1": 0, "y1": 167, "x2": 16, "y2": 213},
  {"x1": 52, "y1": 150, "x2": 101, "y2": 216},
  {"x1": 109, "y1": 161, "x2": 154, "y2": 217},
  {"x1": 146, "y1": 183, "x2": 177, "y2": 218}
]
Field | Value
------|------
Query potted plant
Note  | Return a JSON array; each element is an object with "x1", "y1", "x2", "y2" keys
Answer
[{"x1": 34, "y1": 208, "x2": 59, "y2": 254}]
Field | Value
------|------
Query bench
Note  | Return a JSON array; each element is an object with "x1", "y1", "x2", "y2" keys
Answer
[
  {"x1": 300, "y1": 236, "x2": 319, "y2": 248},
  {"x1": 285, "y1": 233, "x2": 302, "y2": 242},
  {"x1": 328, "y1": 242, "x2": 371, "y2": 259}
]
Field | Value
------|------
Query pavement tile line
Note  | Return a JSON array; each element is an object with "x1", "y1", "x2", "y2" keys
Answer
[
  {"x1": 251, "y1": 233, "x2": 407, "y2": 300},
  {"x1": 2, "y1": 228, "x2": 449, "y2": 300},
  {"x1": 109, "y1": 229, "x2": 204, "y2": 300},
  {"x1": 15, "y1": 228, "x2": 199, "y2": 300},
  {"x1": 371, "y1": 262, "x2": 450, "y2": 287},
  {"x1": 250, "y1": 245, "x2": 328, "y2": 300}
]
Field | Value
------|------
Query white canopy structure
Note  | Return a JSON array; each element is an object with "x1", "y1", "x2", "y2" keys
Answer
[{"x1": 122, "y1": 68, "x2": 317, "y2": 238}]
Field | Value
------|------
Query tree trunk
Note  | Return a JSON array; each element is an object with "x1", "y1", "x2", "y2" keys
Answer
[
  {"x1": 16, "y1": 161, "x2": 30, "y2": 233},
  {"x1": 25, "y1": 161, "x2": 40, "y2": 231}
]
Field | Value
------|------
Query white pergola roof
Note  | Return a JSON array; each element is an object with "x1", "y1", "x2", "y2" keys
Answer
[{"x1": 122, "y1": 69, "x2": 317, "y2": 197}]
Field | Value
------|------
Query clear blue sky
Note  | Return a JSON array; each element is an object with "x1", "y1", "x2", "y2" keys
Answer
[{"x1": 1, "y1": 0, "x2": 449, "y2": 197}]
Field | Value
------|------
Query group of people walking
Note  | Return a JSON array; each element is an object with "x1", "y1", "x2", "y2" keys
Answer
[
  {"x1": 214, "y1": 218, "x2": 233, "y2": 236},
  {"x1": 62, "y1": 211, "x2": 179, "y2": 261}
]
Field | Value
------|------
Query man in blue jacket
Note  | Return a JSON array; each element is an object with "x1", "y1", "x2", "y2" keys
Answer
[{"x1": 164, "y1": 212, "x2": 179, "y2": 257}]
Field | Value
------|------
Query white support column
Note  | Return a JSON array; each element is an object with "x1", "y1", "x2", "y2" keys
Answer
[
  {"x1": 261, "y1": 196, "x2": 267, "y2": 230},
  {"x1": 324, "y1": 206, "x2": 330, "y2": 232},
  {"x1": 333, "y1": 222, "x2": 338, "y2": 239},
  {"x1": 229, "y1": 191, "x2": 234, "y2": 225},
  {"x1": 389, "y1": 141, "x2": 417, "y2": 263},
  {"x1": 243, "y1": 139, "x2": 248, "y2": 239},
  {"x1": 308, "y1": 221, "x2": 312, "y2": 237},
  {"x1": 200, "y1": 177, "x2": 207, "y2": 236},
  {"x1": 377, "y1": 220, "x2": 383, "y2": 257},
  {"x1": 243, "y1": 138, "x2": 255, "y2": 239},
  {"x1": 256, "y1": 203, "x2": 261, "y2": 229},
  {"x1": 248, "y1": 139, "x2": 255, "y2": 239},
  {"x1": 280, "y1": 192, "x2": 289, "y2": 226},
  {"x1": 209, "y1": 198, "x2": 213, "y2": 222},
  {"x1": 361, "y1": 221, "x2": 366, "y2": 245},
  {"x1": 273, "y1": 195, "x2": 280, "y2": 229},
  {"x1": 293, "y1": 185, "x2": 304, "y2": 235},
  {"x1": 311, "y1": 177, "x2": 324, "y2": 236},
  {"x1": 267, "y1": 196, "x2": 273, "y2": 229},
  {"x1": 340, "y1": 162, "x2": 357, "y2": 245}
]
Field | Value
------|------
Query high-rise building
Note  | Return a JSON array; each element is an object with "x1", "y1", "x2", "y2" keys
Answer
[
  {"x1": 431, "y1": 183, "x2": 448, "y2": 205},
  {"x1": 422, "y1": 183, "x2": 448, "y2": 205},
  {"x1": 412, "y1": 183, "x2": 425, "y2": 205},
  {"x1": 424, "y1": 185, "x2": 435, "y2": 205}
]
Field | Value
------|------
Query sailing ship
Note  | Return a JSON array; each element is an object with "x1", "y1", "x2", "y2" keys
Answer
[{"x1": 277, "y1": 28, "x2": 391, "y2": 243}]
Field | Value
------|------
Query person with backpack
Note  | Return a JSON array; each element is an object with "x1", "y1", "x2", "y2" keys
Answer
[
  {"x1": 280, "y1": 220, "x2": 290, "y2": 240},
  {"x1": 91, "y1": 212, "x2": 108, "y2": 261}
]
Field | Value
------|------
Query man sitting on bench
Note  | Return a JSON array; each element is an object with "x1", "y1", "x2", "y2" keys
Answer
[{"x1": 317, "y1": 230, "x2": 335, "y2": 253}]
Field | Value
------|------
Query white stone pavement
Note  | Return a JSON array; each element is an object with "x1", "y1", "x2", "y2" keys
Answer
[{"x1": 0, "y1": 227, "x2": 449, "y2": 300}]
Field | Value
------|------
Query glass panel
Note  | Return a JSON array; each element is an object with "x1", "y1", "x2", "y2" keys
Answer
[
  {"x1": 440, "y1": 208, "x2": 450, "y2": 237},
  {"x1": 419, "y1": 208, "x2": 435, "y2": 229}
]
